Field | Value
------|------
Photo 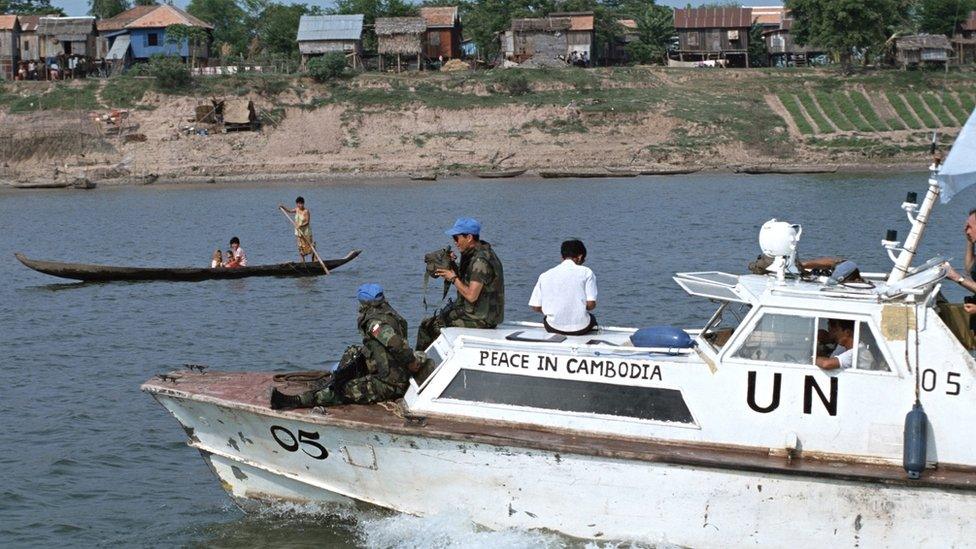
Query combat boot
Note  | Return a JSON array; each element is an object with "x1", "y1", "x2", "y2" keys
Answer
[{"x1": 269, "y1": 387, "x2": 303, "y2": 410}]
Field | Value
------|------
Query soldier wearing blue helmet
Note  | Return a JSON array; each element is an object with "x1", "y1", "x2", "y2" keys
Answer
[{"x1": 270, "y1": 283, "x2": 417, "y2": 409}]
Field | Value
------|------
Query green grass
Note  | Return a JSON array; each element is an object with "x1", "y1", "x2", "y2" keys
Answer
[
  {"x1": 796, "y1": 92, "x2": 832, "y2": 133},
  {"x1": 813, "y1": 91, "x2": 855, "y2": 131},
  {"x1": 101, "y1": 77, "x2": 152, "y2": 109},
  {"x1": 943, "y1": 93, "x2": 970, "y2": 125},
  {"x1": 832, "y1": 92, "x2": 874, "y2": 132},
  {"x1": 5, "y1": 83, "x2": 100, "y2": 113},
  {"x1": 777, "y1": 93, "x2": 814, "y2": 135},
  {"x1": 885, "y1": 91, "x2": 922, "y2": 129},
  {"x1": 903, "y1": 92, "x2": 939, "y2": 128},
  {"x1": 849, "y1": 90, "x2": 888, "y2": 131},
  {"x1": 959, "y1": 92, "x2": 975, "y2": 113},
  {"x1": 921, "y1": 92, "x2": 957, "y2": 126}
]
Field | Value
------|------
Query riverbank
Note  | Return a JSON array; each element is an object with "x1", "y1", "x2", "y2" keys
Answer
[{"x1": 1, "y1": 67, "x2": 971, "y2": 187}]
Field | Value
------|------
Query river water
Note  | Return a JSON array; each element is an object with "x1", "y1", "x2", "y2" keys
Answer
[{"x1": 1, "y1": 173, "x2": 972, "y2": 547}]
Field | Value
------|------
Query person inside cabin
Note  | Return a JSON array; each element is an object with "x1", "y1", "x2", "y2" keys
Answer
[
  {"x1": 815, "y1": 319, "x2": 870, "y2": 370},
  {"x1": 528, "y1": 239, "x2": 598, "y2": 335},
  {"x1": 225, "y1": 237, "x2": 247, "y2": 268},
  {"x1": 415, "y1": 217, "x2": 505, "y2": 350},
  {"x1": 211, "y1": 249, "x2": 223, "y2": 268},
  {"x1": 270, "y1": 283, "x2": 420, "y2": 409}
]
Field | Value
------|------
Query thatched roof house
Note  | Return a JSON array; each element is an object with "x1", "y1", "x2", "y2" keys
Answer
[
  {"x1": 375, "y1": 17, "x2": 426, "y2": 55},
  {"x1": 896, "y1": 34, "x2": 952, "y2": 67}
]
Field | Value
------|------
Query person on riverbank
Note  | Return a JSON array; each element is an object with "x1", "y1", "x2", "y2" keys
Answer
[
  {"x1": 529, "y1": 239, "x2": 598, "y2": 335},
  {"x1": 270, "y1": 284, "x2": 417, "y2": 409},
  {"x1": 225, "y1": 237, "x2": 247, "y2": 268},
  {"x1": 416, "y1": 217, "x2": 505, "y2": 350},
  {"x1": 279, "y1": 197, "x2": 315, "y2": 262}
]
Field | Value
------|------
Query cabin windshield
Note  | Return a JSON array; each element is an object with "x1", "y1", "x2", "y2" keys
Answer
[{"x1": 701, "y1": 301, "x2": 752, "y2": 352}]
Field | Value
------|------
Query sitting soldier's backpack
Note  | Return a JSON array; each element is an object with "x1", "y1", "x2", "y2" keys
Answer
[{"x1": 423, "y1": 247, "x2": 456, "y2": 309}]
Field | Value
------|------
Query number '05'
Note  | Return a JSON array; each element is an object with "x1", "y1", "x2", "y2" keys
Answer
[{"x1": 270, "y1": 425, "x2": 329, "y2": 459}]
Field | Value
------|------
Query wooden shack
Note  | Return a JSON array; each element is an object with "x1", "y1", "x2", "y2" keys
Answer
[
  {"x1": 509, "y1": 11, "x2": 594, "y2": 66},
  {"x1": 764, "y1": 18, "x2": 823, "y2": 67},
  {"x1": 37, "y1": 16, "x2": 96, "y2": 58},
  {"x1": 673, "y1": 7, "x2": 752, "y2": 67},
  {"x1": 297, "y1": 14, "x2": 364, "y2": 69},
  {"x1": 895, "y1": 34, "x2": 952, "y2": 68},
  {"x1": 0, "y1": 15, "x2": 19, "y2": 80},
  {"x1": 17, "y1": 15, "x2": 39, "y2": 62},
  {"x1": 420, "y1": 6, "x2": 462, "y2": 60},
  {"x1": 953, "y1": 11, "x2": 976, "y2": 65},
  {"x1": 375, "y1": 17, "x2": 426, "y2": 72}
]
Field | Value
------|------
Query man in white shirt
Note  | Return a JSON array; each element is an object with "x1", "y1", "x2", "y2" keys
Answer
[
  {"x1": 528, "y1": 239, "x2": 598, "y2": 335},
  {"x1": 816, "y1": 319, "x2": 869, "y2": 370},
  {"x1": 227, "y1": 236, "x2": 248, "y2": 268}
]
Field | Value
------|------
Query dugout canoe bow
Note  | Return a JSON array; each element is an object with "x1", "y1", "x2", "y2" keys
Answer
[{"x1": 14, "y1": 250, "x2": 361, "y2": 282}]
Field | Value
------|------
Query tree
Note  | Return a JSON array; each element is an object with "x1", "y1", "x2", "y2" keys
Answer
[
  {"x1": 187, "y1": 0, "x2": 250, "y2": 56},
  {"x1": 256, "y1": 3, "x2": 319, "y2": 56},
  {"x1": 166, "y1": 24, "x2": 209, "y2": 67},
  {"x1": 306, "y1": 52, "x2": 347, "y2": 81},
  {"x1": 0, "y1": 0, "x2": 65, "y2": 15},
  {"x1": 914, "y1": 0, "x2": 976, "y2": 36},
  {"x1": 133, "y1": 0, "x2": 158, "y2": 5},
  {"x1": 787, "y1": 0, "x2": 908, "y2": 66},
  {"x1": 90, "y1": 0, "x2": 129, "y2": 19},
  {"x1": 622, "y1": 1, "x2": 673, "y2": 64}
]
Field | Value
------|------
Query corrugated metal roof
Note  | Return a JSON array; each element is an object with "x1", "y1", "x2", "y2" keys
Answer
[
  {"x1": 36, "y1": 17, "x2": 95, "y2": 37},
  {"x1": 126, "y1": 5, "x2": 213, "y2": 30},
  {"x1": 18, "y1": 15, "x2": 39, "y2": 32},
  {"x1": 375, "y1": 17, "x2": 425, "y2": 35},
  {"x1": 0, "y1": 15, "x2": 19, "y2": 30},
  {"x1": 106, "y1": 34, "x2": 130, "y2": 60},
  {"x1": 751, "y1": 6, "x2": 785, "y2": 26},
  {"x1": 963, "y1": 10, "x2": 976, "y2": 32},
  {"x1": 419, "y1": 6, "x2": 458, "y2": 28},
  {"x1": 896, "y1": 34, "x2": 952, "y2": 50},
  {"x1": 511, "y1": 17, "x2": 572, "y2": 32},
  {"x1": 673, "y1": 8, "x2": 753, "y2": 29},
  {"x1": 97, "y1": 5, "x2": 156, "y2": 31},
  {"x1": 568, "y1": 15, "x2": 594, "y2": 31},
  {"x1": 297, "y1": 15, "x2": 364, "y2": 42}
]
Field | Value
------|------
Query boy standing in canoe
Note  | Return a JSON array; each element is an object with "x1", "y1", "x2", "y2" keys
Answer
[{"x1": 279, "y1": 197, "x2": 316, "y2": 263}]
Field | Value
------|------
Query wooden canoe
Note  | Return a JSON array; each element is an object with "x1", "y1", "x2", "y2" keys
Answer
[
  {"x1": 14, "y1": 250, "x2": 361, "y2": 282},
  {"x1": 735, "y1": 165, "x2": 838, "y2": 175},
  {"x1": 475, "y1": 169, "x2": 527, "y2": 179}
]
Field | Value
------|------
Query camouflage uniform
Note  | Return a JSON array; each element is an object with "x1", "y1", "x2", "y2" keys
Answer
[
  {"x1": 300, "y1": 299, "x2": 414, "y2": 407},
  {"x1": 416, "y1": 241, "x2": 504, "y2": 350}
]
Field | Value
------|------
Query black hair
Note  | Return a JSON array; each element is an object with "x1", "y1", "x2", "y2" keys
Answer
[
  {"x1": 230, "y1": 237, "x2": 240, "y2": 245},
  {"x1": 969, "y1": 208, "x2": 976, "y2": 217},
  {"x1": 296, "y1": 196, "x2": 305, "y2": 205},
  {"x1": 828, "y1": 318, "x2": 855, "y2": 332},
  {"x1": 561, "y1": 239, "x2": 587, "y2": 259}
]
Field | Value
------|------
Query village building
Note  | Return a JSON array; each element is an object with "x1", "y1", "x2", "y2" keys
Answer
[
  {"x1": 764, "y1": 18, "x2": 823, "y2": 67},
  {"x1": 953, "y1": 11, "x2": 976, "y2": 65},
  {"x1": 672, "y1": 7, "x2": 752, "y2": 67},
  {"x1": 419, "y1": 6, "x2": 462, "y2": 60},
  {"x1": 297, "y1": 14, "x2": 364, "y2": 69},
  {"x1": 97, "y1": 5, "x2": 212, "y2": 69},
  {"x1": 17, "y1": 15, "x2": 39, "y2": 62},
  {"x1": 751, "y1": 6, "x2": 785, "y2": 32},
  {"x1": 36, "y1": 16, "x2": 96, "y2": 59},
  {"x1": 0, "y1": 15, "x2": 19, "y2": 80},
  {"x1": 375, "y1": 17, "x2": 426, "y2": 72},
  {"x1": 895, "y1": 34, "x2": 952, "y2": 69},
  {"x1": 607, "y1": 18, "x2": 637, "y2": 65},
  {"x1": 506, "y1": 11, "x2": 595, "y2": 66}
]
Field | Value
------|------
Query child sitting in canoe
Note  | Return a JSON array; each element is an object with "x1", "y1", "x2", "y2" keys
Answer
[{"x1": 211, "y1": 249, "x2": 223, "y2": 268}]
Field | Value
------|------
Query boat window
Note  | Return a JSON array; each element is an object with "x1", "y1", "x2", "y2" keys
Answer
[
  {"x1": 815, "y1": 318, "x2": 890, "y2": 372},
  {"x1": 734, "y1": 313, "x2": 814, "y2": 365},
  {"x1": 439, "y1": 370, "x2": 695, "y2": 424},
  {"x1": 701, "y1": 302, "x2": 752, "y2": 351}
]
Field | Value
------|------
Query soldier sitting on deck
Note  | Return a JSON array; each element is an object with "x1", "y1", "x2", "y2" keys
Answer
[{"x1": 270, "y1": 284, "x2": 418, "y2": 409}]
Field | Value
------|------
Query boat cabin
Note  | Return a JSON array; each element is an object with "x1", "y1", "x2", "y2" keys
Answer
[{"x1": 405, "y1": 258, "x2": 974, "y2": 467}]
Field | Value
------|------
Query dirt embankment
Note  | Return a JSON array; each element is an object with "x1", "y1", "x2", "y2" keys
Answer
[{"x1": 1, "y1": 68, "x2": 968, "y2": 187}]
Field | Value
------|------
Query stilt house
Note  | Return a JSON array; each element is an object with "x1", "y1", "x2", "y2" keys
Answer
[
  {"x1": 37, "y1": 16, "x2": 96, "y2": 58},
  {"x1": 0, "y1": 15, "x2": 19, "y2": 79},
  {"x1": 375, "y1": 17, "x2": 426, "y2": 71},
  {"x1": 895, "y1": 34, "x2": 952, "y2": 68},
  {"x1": 17, "y1": 15, "x2": 39, "y2": 62},
  {"x1": 297, "y1": 15, "x2": 364, "y2": 68},
  {"x1": 419, "y1": 6, "x2": 462, "y2": 60},
  {"x1": 672, "y1": 7, "x2": 752, "y2": 67},
  {"x1": 953, "y1": 11, "x2": 976, "y2": 65}
]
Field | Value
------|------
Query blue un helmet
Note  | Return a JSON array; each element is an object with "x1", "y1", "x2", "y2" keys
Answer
[{"x1": 357, "y1": 283, "x2": 384, "y2": 303}]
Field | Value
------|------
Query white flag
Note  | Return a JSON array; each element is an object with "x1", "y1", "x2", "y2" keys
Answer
[{"x1": 939, "y1": 107, "x2": 976, "y2": 203}]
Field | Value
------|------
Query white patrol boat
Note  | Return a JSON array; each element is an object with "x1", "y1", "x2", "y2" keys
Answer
[{"x1": 144, "y1": 112, "x2": 976, "y2": 547}]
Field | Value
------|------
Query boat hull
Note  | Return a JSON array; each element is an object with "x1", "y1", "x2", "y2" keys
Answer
[
  {"x1": 14, "y1": 250, "x2": 361, "y2": 282},
  {"x1": 147, "y1": 376, "x2": 976, "y2": 547}
]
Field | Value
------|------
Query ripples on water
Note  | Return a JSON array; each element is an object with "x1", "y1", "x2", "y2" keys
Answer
[{"x1": 1, "y1": 173, "x2": 971, "y2": 547}]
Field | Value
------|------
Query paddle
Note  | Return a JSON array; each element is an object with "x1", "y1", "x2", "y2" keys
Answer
[{"x1": 278, "y1": 206, "x2": 330, "y2": 275}]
